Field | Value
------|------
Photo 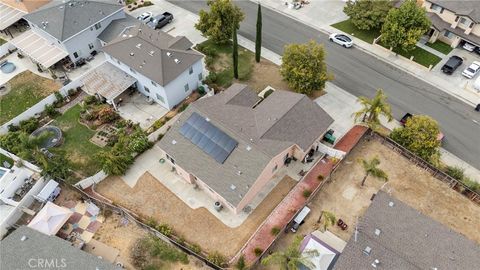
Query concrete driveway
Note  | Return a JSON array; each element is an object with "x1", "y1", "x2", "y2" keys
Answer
[
  {"x1": 432, "y1": 48, "x2": 480, "y2": 93},
  {"x1": 128, "y1": 0, "x2": 206, "y2": 44}
]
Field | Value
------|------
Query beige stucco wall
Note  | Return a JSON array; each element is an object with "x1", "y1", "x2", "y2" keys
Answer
[
  {"x1": 423, "y1": 1, "x2": 458, "y2": 24},
  {"x1": 471, "y1": 24, "x2": 480, "y2": 37}
]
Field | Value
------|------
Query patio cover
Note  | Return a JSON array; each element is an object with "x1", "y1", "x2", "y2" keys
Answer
[
  {"x1": 0, "y1": 3, "x2": 25, "y2": 31},
  {"x1": 9, "y1": 30, "x2": 68, "y2": 68},
  {"x1": 80, "y1": 61, "x2": 137, "y2": 101},
  {"x1": 27, "y1": 201, "x2": 72, "y2": 236}
]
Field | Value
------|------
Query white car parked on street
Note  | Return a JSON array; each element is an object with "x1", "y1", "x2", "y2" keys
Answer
[
  {"x1": 329, "y1": 33, "x2": 353, "y2": 48},
  {"x1": 137, "y1": 12, "x2": 153, "y2": 23},
  {"x1": 461, "y1": 61, "x2": 480, "y2": 79}
]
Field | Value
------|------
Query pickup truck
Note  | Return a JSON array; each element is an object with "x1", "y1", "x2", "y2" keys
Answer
[
  {"x1": 400, "y1": 113, "x2": 444, "y2": 142},
  {"x1": 147, "y1": 12, "x2": 173, "y2": 30}
]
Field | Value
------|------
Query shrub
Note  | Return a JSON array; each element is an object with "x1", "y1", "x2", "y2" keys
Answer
[
  {"x1": 263, "y1": 89, "x2": 274, "y2": 98},
  {"x1": 7, "y1": 124, "x2": 19, "y2": 132},
  {"x1": 463, "y1": 177, "x2": 480, "y2": 193},
  {"x1": 197, "y1": 85, "x2": 206, "y2": 96},
  {"x1": 201, "y1": 45, "x2": 217, "y2": 57},
  {"x1": 204, "y1": 55, "x2": 214, "y2": 67},
  {"x1": 148, "y1": 237, "x2": 188, "y2": 264},
  {"x1": 126, "y1": 130, "x2": 152, "y2": 154},
  {"x1": 131, "y1": 238, "x2": 149, "y2": 268},
  {"x1": 146, "y1": 217, "x2": 158, "y2": 228},
  {"x1": 208, "y1": 251, "x2": 226, "y2": 266},
  {"x1": 67, "y1": 88, "x2": 77, "y2": 96},
  {"x1": 97, "y1": 106, "x2": 119, "y2": 123},
  {"x1": 317, "y1": 174, "x2": 324, "y2": 181},
  {"x1": 45, "y1": 104, "x2": 59, "y2": 117},
  {"x1": 18, "y1": 117, "x2": 39, "y2": 133},
  {"x1": 445, "y1": 166, "x2": 465, "y2": 180},
  {"x1": 157, "y1": 133, "x2": 164, "y2": 141},
  {"x1": 177, "y1": 103, "x2": 189, "y2": 113},
  {"x1": 177, "y1": 237, "x2": 186, "y2": 246},
  {"x1": 143, "y1": 1, "x2": 152, "y2": 6},
  {"x1": 54, "y1": 91, "x2": 64, "y2": 105},
  {"x1": 204, "y1": 71, "x2": 218, "y2": 84},
  {"x1": 270, "y1": 226, "x2": 280, "y2": 236},
  {"x1": 157, "y1": 223, "x2": 173, "y2": 237},
  {"x1": 303, "y1": 189, "x2": 312, "y2": 198},
  {"x1": 189, "y1": 243, "x2": 201, "y2": 253},
  {"x1": 236, "y1": 256, "x2": 247, "y2": 270},
  {"x1": 84, "y1": 95, "x2": 98, "y2": 105},
  {"x1": 253, "y1": 247, "x2": 263, "y2": 257}
]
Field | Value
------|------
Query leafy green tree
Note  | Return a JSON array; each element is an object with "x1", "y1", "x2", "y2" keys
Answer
[
  {"x1": 390, "y1": 115, "x2": 441, "y2": 162},
  {"x1": 37, "y1": 154, "x2": 72, "y2": 181},
  {"x1": 344, "y1": 0, "x2": 392, "y2": 30},
  {"x1": 380, "y1": 0, "x2": 431, "y2": 52},
  {"x1": 96, "y1": 147, "x2": 134, "y2": 176},
  {"x1": 255, "y1": 3, "x2": 262, "y2": 62},
  {"x1": 233, "y1": 23, "x2": 239, "y2": 79},
  {"x1": 195, "y1": 0, "x2": 245, "y2": 44},
  {"x1": 318, "y1": 211, "x2": 336, "y2": 231},
  {"x1": 353, "y1": 89, "x2": 393, "y2": 131},
  {"x1": 262, "y1": 236, "x2": 319, "y2": 270},
  {"x1": 281, "y1": 40, "x2": 333, "y2": 95},
  {"x1": 360, "y1": 157, "x2": 388, "y2": 186}
]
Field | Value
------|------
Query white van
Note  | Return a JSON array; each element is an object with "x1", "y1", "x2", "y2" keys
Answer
[{"x1": 291, "y1": 206, "x2": 311, "y2": 232}]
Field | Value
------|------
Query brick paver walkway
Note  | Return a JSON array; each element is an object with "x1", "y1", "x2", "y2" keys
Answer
[{"x1": 240, "y1": 125, "x2": 368, "y2": 264}]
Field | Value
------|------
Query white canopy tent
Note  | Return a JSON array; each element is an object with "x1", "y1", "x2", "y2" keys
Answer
[{"x1": 27, "y1": 201, "x2": 72, "y2": 236}]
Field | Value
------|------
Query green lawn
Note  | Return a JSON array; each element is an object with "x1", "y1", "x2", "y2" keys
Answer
[
  {"x1": 0, "y1": 38, "x2": 6, "y2": 46},
  {"x1": 0, "y1": 71, "x2": 60, "y2": 124},
  {"x1": 331, "y1": 19, "x2": 381, "y2": 44},
  {"x1": 197, "y1": 39, "x2": 254, "y2": 88},
  {"x1": 51, "y1": 105, "x2": 103, "y2": 177},
  {"x1": 425, "y1": 40, "x2": 453, "y2": 55},
  {"x1": 387, "y1": 44, "x2": 442, "y2": 68}
]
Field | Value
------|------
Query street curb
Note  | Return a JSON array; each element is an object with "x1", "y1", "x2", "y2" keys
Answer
[{"x1": 252, "y1": 0, "x2": 477, "y2": 107}]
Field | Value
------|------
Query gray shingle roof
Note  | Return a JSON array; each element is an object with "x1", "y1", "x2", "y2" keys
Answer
[
  {"x1": 429, "y1": 0, "x2": 480, "y2": 22},
  {"x1": 98, "y1": 14, "x2": 139, "y2": 44},
  {"x1": 23, "y1": 0, "x2": 122, "y2": 42},
  {"x1": 102, "y1": 24, "x2": 203, "y2": 86},
  {"x1": 1, "y1": 226, "x2": 117, "y2": 270},
  {"x1": 159, "y1": 84, "x2": 333, "y2": 207},
  {"x1": 428, "y1": 12, "x2": 480, "y2": 46},
  {"x1": 333, "y1": 191, "x2": 480, "y2": 270}
]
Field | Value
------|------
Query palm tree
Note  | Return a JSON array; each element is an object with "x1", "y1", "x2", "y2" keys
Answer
[
  {"x1": 317, "y1": 210, "x2": 336, "y2": 232},
  {"x1": 353, "y1": 89, "x2": 393, "y2": 131},
  {"x1": 360, "y1": 157, "x2": 388, "y2": 186},
  {"x1": 261, "y1": 236, "x2": 319, "y2": 270}
]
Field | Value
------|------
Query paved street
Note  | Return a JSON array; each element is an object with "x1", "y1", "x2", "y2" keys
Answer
[{"x1": 167, "y1": 0, "x2": 480, "y2": 170}]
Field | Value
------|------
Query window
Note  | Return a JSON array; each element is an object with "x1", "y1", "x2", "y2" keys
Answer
[
  {"x1": 144, "y1": 86, "x2": 150, "y2": 93},
  {"x1": 156, "y1": 93, "x2": 164, "y2": 103},
  {"x1": 151, "y1": 80, "x2": 157, "y2": 87},
  {"x1": 272, "y1": 164, "x2": 278, "y2": 173},
  {"x1": 443, "y1": 30, "x2": 454, "y2": 39},
  {"x1": 198, "y1": 72, "x2": 203, "y2": 80},
  {"x1": 94, "y1": 22, "x2": 102, "y2": 30},
  {"x1": 430, "y1": 3, "x2": 443, "y2": 13},
  {"x1": 88, "y1": 43, "x2": 94, "y2": 50},
  {"x1": 184, "y1": 83, "x2": 189, "y2": 92},
  {"x1": 129, "y1": 67, "x2": 136, "y2": 74},
  {"x1": 73, "y1": 52, "x2": 79, "y2": 58},
  {"x1": 459, "y1": 17, "x2": 471, "y2": 27},
  {"x1": 189, "y1": 66, "x2": 193, "y2": 74}
]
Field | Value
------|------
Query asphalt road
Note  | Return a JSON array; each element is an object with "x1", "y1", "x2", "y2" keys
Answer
[{"x1": 168, "y1": 0, "x2": 480, "y2": 170}]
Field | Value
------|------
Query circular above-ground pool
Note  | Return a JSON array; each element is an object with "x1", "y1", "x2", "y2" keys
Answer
[
  {"x1": 30, "y1": 125, "x2": 63, "y2": 148},
  {"x1": 0, "y1": 61, "x2": 16, "y2": 74}
]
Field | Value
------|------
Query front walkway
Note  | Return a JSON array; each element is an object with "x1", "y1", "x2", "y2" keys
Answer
[{"x1": 239, "y1": 125, "x2": 368, "y2": 264}]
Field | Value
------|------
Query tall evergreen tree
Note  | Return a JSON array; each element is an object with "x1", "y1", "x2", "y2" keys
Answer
[
  {"x1": 233, "y1": 23, "x2": 239, "y2": 79},
  {"x1": 255, "y1": 2, "x2": 262, "y2": 63}
]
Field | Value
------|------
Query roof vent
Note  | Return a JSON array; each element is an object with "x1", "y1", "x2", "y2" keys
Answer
[
  {"x1": 166, "y1": 52, "x2": 172, "y2": 57},
  {"x1": 149, "y1": 50, "x2": 155, "y2": 56},
  {"x1": 246, "y1": 146, "x2": 252, "y2": 151},
  {"x1": 236, "y1": 171, "x2": 242, "y2": 176},
  {"x1": 388, "y1": 201, "x2": 395, "y2": 207},
  {"x1": 230, "y1": 184, "x2": 236, "y2": 190},
  {"x1": 130, "y1": 52, "x2": 134, "y2": 56},
  {"x1": 205, "y1": 117, "x2": 210, "y2": 122},
  {"x1": 171, "y1": 140, "x2": 177, "y2": 145},
  {"x1": 374, "y1": 228, "x2": 381, "y2": 236},
  {"x1": 174, "y1": 58, "x2": 180, "y2": 64},
  {"x1": 136, "y1": 43, "x2": 142, "y2": 49},
  {"x1": 371, "y1": 259, "x2": 380, "y2": 268},
  {"x1": 363, "y1": 246, "x2": 371, "y2": 256},
  {"x1": 20, "y1": 235, "x2": 27, "y2": 241}
]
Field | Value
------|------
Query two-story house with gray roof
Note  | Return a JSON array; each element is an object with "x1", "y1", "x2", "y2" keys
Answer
[
  {"x1": 158, "y1": 84, "x2": 334, "y2": 214},
  {"x1": 9, "y1": 0, "x2": 128, "y2": 68},
  {"x1": 423, "y1": 0, "x2": 480, "y2": 48}
]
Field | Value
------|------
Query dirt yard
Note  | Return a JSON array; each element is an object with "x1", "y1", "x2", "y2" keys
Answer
[
  {"x1": 95, "y1": 173, "x2": 297, "y2": 259},
  {"x1": 260, "y1": 137, "x2": 480, "y2": 269}
]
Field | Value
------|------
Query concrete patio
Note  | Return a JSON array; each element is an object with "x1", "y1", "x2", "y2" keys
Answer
[
  {"x1": 116, "y1": 91, "x2": 168, "y2": 130},
  {"x1": 0, "y1": 51, "x2": 51, "y2": 86}
]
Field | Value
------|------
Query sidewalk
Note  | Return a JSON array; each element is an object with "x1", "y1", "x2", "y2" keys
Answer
[{"x1": 254, "y1": 0, "x2": 480, "y2": 107}]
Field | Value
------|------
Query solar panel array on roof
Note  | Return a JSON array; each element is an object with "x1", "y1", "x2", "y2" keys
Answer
[{"x1": 179, "y1": 112, "x2": 238, "y2": 164}]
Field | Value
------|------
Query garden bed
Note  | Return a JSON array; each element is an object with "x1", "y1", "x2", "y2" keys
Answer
[{"x1": 0, "y1": 71, "x2": 61, "y2": 124}]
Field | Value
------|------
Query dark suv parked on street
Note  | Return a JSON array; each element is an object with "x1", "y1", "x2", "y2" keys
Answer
[{"x1": 441, "y1": 55, "x2": 463, "y2": 74}]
